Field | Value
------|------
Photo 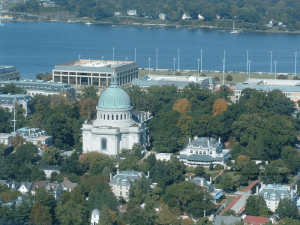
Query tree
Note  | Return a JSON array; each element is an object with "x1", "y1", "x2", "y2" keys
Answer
[
  {"x1": 156, "y1": 204, "x2": 181, "y2": 225},
  {"x1": 219, "y1": 174, "x2": 235, "y2": 191},
  {"x1": 194, "y1": 166, "x2": 205, "y2": 176},
  {"x1": 173, "y1": 98, "x2": 191, "y2": 114},
  {"x1": 213, "y1": 98, "x2": 228, "y2": 115},
  {"x1": 225, "y1": 75, "x2": 233, "y2": 81},
  {"x1": 34, "y1": 187, "x2": 57, "y2": 220},
  {"x1": 245, "y1": 195, "x2": 268, "y2": 216},
  {"x1": 79, "y1": 97, "x2": 97, "y2": 119},
  {"x1": 276, "y1": 199, "x2": 299, "y2": 219},
  {"x1": 29, "y1": 201, "x2": 52, "y2": 225},
  {"x1": 41, "y1": 146, "x2": 62, "y2": 165},
  {"x1": 281, "y1": 146, "x2": 300, "y2": 173},
  {"x1": 235, "y1": 155, "x2": 250, "y2": 171},
  {"x1": 99, "y1": 204, "x2": 117, "y2": 225}
]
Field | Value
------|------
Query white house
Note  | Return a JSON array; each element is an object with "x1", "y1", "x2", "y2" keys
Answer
[
  {"x1": 40, "y1": 165, "x2": 61, "y2": 178},
  {"x1": 18, "y1": 182, "x2": 33, "y2": 194},
  {"x1": 182, "y1": 13, "x2": 191, "y2": 20},
  {"x1": 109, "y1": 170, "x2": 143, "y2": 201},
  {"x1": 127, "y1": 10, "x2": 137, "y2": 16},
  {"x1": 0, "y1": 133, "x2": 12, "y2": 145},
  {"x1": 179, "y1": 137, "x2": 230, "y2": 167},
  {"x1": 61, "y1": 178, "x2": 78, "y2": 192},
  {"x1": 257, "y1": 183, "x2": 298, "y2": 212},
  {"x1": 45, "y1": 182, "x2": 63, "y2": 200},
  {"x1": 82, "y1": 73, "x2": 151, "y2": 156},
  {"x1": 91, "y1": 208, "x2": 100, "y2": 225},
  {"x1": 159, "y1": 13, "x2": 166, "y2": 20},
  {"x1": 155, "y1": 153, "x2": 173, "y2": 161},
  {"x1": 198, "y1": 14, "x2": 204, "y2": 20}
]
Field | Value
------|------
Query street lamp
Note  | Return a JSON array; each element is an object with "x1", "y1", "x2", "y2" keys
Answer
[
  {"x1": 248, "y1": 60, "x2": 252, "y2": 78},
  {"x1": 274, "y1": 61, "x2": 278, "y2": 79},
  {"x1": 134, "y1": 48, "x2": 136, "y2": 62},
  {"x1": 201, "y1": 50, "x2": 203, "y2": 73},
  {"x1": 148, "y1": 57, "x2": 151, "y2": 76},
  {"x1": 178, "y1": 49, "x2": 180, "y2": 71},
  {"x1": 173, "y1": 58, "x2": 177, "y2": 76},
  {"x1": 125, "y1": 57, "x2": 128, "y2": 62},
  {"x1": 197, "y1": 59, "x2": 201, "y2": 77}
]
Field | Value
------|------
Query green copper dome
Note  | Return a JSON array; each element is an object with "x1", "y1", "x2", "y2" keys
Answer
[{"x1": 97, "y1": 73, "x2": 132, "y2": 110}]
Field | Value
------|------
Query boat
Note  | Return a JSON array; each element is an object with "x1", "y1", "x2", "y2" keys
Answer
[
  {"x1": 85, "y1": 21, "x2": 92, "y2": 25},
  {"x1": 230, "y1": 22, "x2": 239, "y2": 34}
]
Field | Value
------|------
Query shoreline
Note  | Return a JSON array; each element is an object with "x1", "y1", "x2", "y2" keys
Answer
[{"x1": 6, "y1": 18, "x2": 300, "y2": 34}]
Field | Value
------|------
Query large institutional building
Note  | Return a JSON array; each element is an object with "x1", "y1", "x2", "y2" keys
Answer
[
  {"x1": 235, "y1": 78, "x2": 300, "y2": 106},
  {"x1": 0, "y1": 66, "x2": 20, "y2": 81},
  {"x1": 82, "y1": 73, "x2": 152, "y2": 156},
  {"x1": 52, "y1": 59, "x2": 139, "y2": 87}
]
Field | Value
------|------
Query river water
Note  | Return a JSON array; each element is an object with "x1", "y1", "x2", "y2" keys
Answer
[{"x1": 0, "y1": 22, "x2": 300, "y2": 78}]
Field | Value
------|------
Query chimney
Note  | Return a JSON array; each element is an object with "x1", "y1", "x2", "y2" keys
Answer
[
  {"x1": 296, "y1": 185, "x2": 298, "y2": 192},
  {"x1": 110, "y1": 173, "x2": 113, "y2": 182},
  {"x1": 204, "y1": 210, "x2": 206, "y2": 217},
  {"x1": 117, "y1": 169, "x2": 119, "y2": 174},
  {"x1": 210, "y1": 177, "x2": 212, "y2": 183},
  {"x1": 256, "y1": 185, "x2": 259, "y2": 195},
  {"x1": 194, "y1": 136, "x2": 197, "y2": 140},
  {"x1": 219, "y1": 137, "x2": 221, "y2": 144},
  {"x1": 189, "y1": 137, "x2": 191, "y2": 143},
  {"x1": 147, "y1": 171, "x2": 150, "y2": 178},
  {"x1": 291, "y1": 188, "x2": 294, "y2": 198},
  {"x1": 201, "y1": 179, "x2": 204, "y2": 186},
  {"x1": 207, "y1": 138, "x2": 210, "y2": 147}
]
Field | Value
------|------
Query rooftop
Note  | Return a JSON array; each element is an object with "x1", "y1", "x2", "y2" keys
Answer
[
  {"x1": 235, "y1": 83, "x2": 300, "y2": 93},
  {"x1": 110, "y1": 170, "x2": 142, "y2": 186}
]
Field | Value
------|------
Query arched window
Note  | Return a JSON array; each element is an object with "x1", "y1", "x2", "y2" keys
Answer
[
  {"x1": 116, "y1": 115, "x2": 118, "y2": 120},
  {"x1": 120, "y1": 114, "x2": 122, "y2": 120},
  {"x1": 124, "y1": 114, "x2": 126, "y2": 119},
  {"x1": 107, "y1": 114, "x2": 109, "y2": 120},
  {"x1": 104, "y1": 114, "x2": 105, "y2": 119},
  {"x1": 101, "y1": 138, "x2": 107, "y2": 150},
  {"x1": 112, "y1": 115, "x2": 114, "y2": 120}
]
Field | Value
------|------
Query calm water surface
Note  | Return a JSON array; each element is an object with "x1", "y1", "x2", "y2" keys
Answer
[{"x1": 0, "y1": 22, "x2": 300, "y2": 78}]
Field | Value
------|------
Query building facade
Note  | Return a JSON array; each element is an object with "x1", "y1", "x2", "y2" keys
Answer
[
  {"x1": 180, "y1": 137, "x2": 230, "y2": 167},
  {"x1": 91, "y1": 208, "x2": 100, "y2": 225},
  {"x1": 0, "y1": 66, "x2": 20, "y2": 81},
  {"x1": 132, "y1": 75, "x2": 215, "y2": 92},
  {"x1": 0, "y1": 94, "x2": 32, "y2": 117},
  {"x1": 235, "y1": 78, "x2": 300, "y2": 106},
  {"x1": 40, "y1": 165, "x2": 61, "y2": 178},
  {"x1": 0, "y1": 80, "x2": 76, "y2": 99},
  {"x1": 82, "y1": 73, "x2": 151, "y2": 156},
  {"x1": 12, "y1": 127, "x2": 53, "y2": 147},
  {"x1": 109, "y1": 170, "x2": 143, "y2": 201},
  {"x1": 52, "y1": 59, "x2": 139, "y2": 87},
  {"x1": 258, "y1": 183, "x2": 298, "y2": 212}
]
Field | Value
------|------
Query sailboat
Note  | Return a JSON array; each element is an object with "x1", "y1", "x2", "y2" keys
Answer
[{"x1": 230, "y1": 22, "x2": 239, "y2": 34}]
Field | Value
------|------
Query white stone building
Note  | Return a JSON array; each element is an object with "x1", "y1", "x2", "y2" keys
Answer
[
  {"x1": 12, "y1": 127, "x2": 53, "y2": 147},
  {"x1": 109, "y1": 170, "x2": 143, "y2": 201},
  {"x1": 127, "y1": 10, "x2": 137, "y2": 16},
  {"x1": 0, "y1": 133, "x2": 12, "y2": 145},
  {"x1": 18, "y1": 182, "x2": 33, "y2": 194},
  {"x1": 257, "y1": 183, "x2": 298, "y2": 212},
  {"x1": 179, "y1": 137, "x2": 230, "y2": 167},
  {"x1": 82, "y1": 73, "x2": 151, "y2": 156},
  {"x1": 91, "y1": 208, "x2": 100, "y2": 225},
  {"x1": 159, "y1": 13, "x2": 166, "y2": 20},
  {"x1": 0, "y1": 94, "x2": 32, "y2": 117},
  {"x1": 40, "y1": 165, "x2": 61, "y2": 178}
]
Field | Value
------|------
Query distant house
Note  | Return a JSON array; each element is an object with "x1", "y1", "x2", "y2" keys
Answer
[
  {"x1": 31, "y1": 180, "x2": 49, "y2": 195},
  {"x1": 61, "y1": 178, "x2": 78, "y2": 192},
  {"x1": 242, "y1": 216, "x2": 269, "y2": 225},
  {"x1": 114, "y1": 12, "x2": 121, "y2": 16},
  {"x1": 159, "y1": 13, "x2": 166, "y2": 20},
  {"x1": 179, "y1": 137, "x2": 230, "y2": 167},
  {"x1": 45, "y1": 182, "x2": 63, "y2": 200},
  {"x1": 186, "y1": 176, "x2": 223, "y2": 202},
  {"x1": 257, "y1": 183, "x2": 298, "y2": 212},
  {"x1": 1, "y1": 196, "x2": 23, "y2": 209},
  {"x1": 127, "y1": 10, "x2": 137, "y2": 16},
  {"x1": 155, "y1": 153, "x2": 173, "y2": 161},
  {"x1": 0, "y1": 133, "x2": 13, "y2": 145},
  {"x1": 278, "y1": 21, "x2": 283, "y2": 26},
  {"x1": 91, "y1": 208, "x2": 100, "y2": 225},
  {"x1": 109, "y1": 170, "x2": 143, "y2": 201},
  {"x1": 182, "y1": 13, "x2": 191, "y2": 20},
  {"x1": 18, "y1": 181, "x2": 33, "y2": 194},
  {"x1": 267, "y1": 20, "x2": 273, "y2": 28},
  {"x1": 213, "y1": 215, "x2": 241, "y2": 225},
  {"x1": 216, "y1": 15, "x2": 221, "y2": 19},
  {"x1": 198, "y1": 14, "x2": 204, "y2": 20},
  {"x1": 40, "y1": 165, "x2": 61, "y2": 178}
]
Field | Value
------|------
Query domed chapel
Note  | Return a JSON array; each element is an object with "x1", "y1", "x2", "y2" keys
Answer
[{"x1": 82, "y1": 72, "x2": 152, "y2": 156}]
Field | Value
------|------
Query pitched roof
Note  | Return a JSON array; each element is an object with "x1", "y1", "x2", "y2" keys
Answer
[
  {"x1": 243, "y1": 216, "x2": 269, "y2": 225},
  {"x1": 258, "y1": 184, "x2": 295, "y2": 201},
  {"x1": 40, "y1": 165, "x2": 61, "y2": 171},
  {"x1": 31, "y1": 180, "x2": 49, "y2": 192},
  {"x1": 19, "y1": 182, "x2": 33, "y2": 191},
  {"x1": 45, "y1": 182, "x2": 62, "y2": 191},
  {"x1": 61, "y1": 179, "x2": 78, "y2": 189},
  {"x1": 214, "y1": 215, "x2": 241, "y2": 225},
  {"x1": 110, "y1": 171, "x2": 142, "y2": 187}
]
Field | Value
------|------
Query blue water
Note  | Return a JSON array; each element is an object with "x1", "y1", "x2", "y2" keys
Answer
[{"x1": 0, "y1": 22, "x2": 300, "y2": 78}]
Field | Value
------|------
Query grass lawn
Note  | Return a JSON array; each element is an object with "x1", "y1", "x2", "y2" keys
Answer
[
  {"x1": 223, "y1": 171, "x2": 240, "y2": 181},
  {"x1": 224, "y1": 195, "x2": 237, "y2": 206}
]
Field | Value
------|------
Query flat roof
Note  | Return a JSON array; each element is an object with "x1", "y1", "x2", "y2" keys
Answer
[{"x1": 236, "y1": 84, "x2": 300, "y2": 92}]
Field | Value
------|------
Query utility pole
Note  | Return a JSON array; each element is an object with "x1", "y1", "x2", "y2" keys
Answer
[
  {"x1": 156, "y1": 49, "x2": 158, "y2": 70},
  {"x1": 222, "y1": 50, "x2": 226, "y2": 85},
  {"x1": 295, "y1": 52, "x2": 297, "y2": 75},
  {"x1": 246, "y1": 51, "x2": 249, "y2": 74},
  {"x1": 134, "y1": 48, "x2": 136, "y2": 62},
  {"x1": 148, "y1": 57, "x2": 151, "y2": 76},
  {"x1": 248, "y1": 60, "x2": 252, "y2": 78},
  {"x1": 12, "y1": 100, "x2": 16, "y2": 132},
  {"x1": 270, "y1": 51, "x2": 272, "y2": 74},
  {"x1": 178, "y1": 49, "x2": 180, "y2": 71},
  {"x1": 173, "y1": 58, "x2": 176, "y2": 76},
  {"x1": 201, "y1": 50, "x2": 203, "y2": 73},
  {"x1": 197, "y1": 59, "x2": 200, "y2": 77},
  {"x1": 113, "y1": 47, "x2": 115, "y2": 61},
  {"x1": 274, "y1": 61, "x2": 278, "y2": 79}
]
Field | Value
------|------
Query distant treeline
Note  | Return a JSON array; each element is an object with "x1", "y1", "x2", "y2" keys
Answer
[{"x1": 12, "y1": 0, "x2": 300, "y2": 30}]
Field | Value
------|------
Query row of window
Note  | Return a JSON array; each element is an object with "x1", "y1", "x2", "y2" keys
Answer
[
  {"x1": 190, "y1": 150, "x2": 213, "y2": 155},
  {"x1": 100, "y1": 113, "x2": 131, "y2": 120}
]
